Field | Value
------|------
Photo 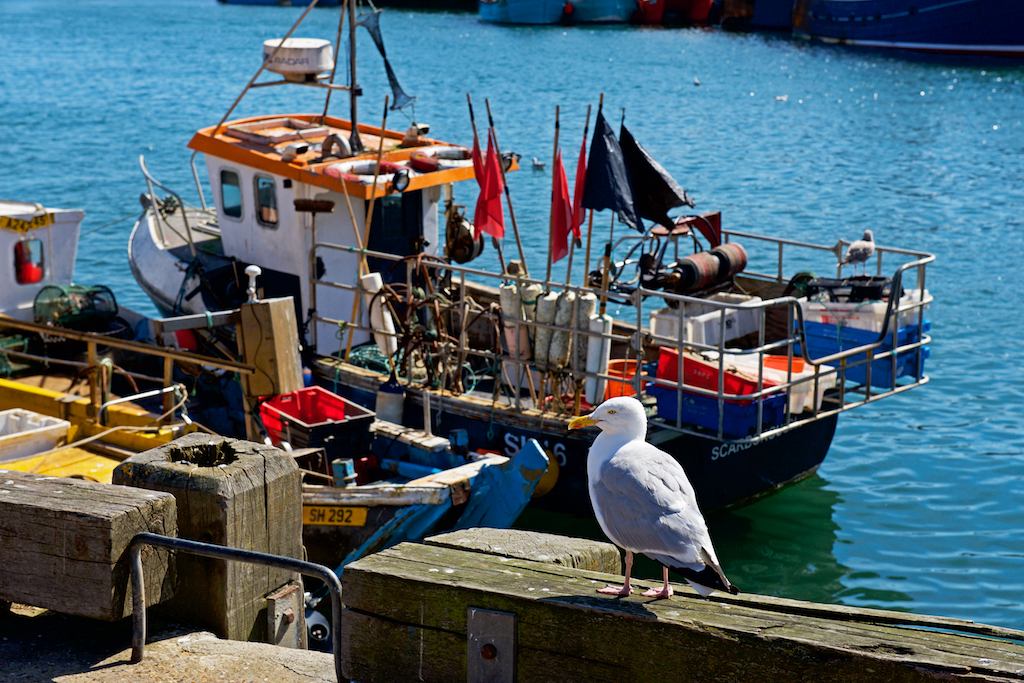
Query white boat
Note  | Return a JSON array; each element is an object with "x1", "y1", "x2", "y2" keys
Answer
[{"x1": 125, "y1": 3, "x2": 935, "y2": 514}]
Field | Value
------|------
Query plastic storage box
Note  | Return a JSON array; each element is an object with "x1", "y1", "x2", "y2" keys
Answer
[
  {"x1": 649, "y1": 293, "x2": 762, "y2": 347},
  {"x1": 0, "y1": 409, "x2": 70, "y2": 463},
  {"x1": 709, "y1": 352, "x2": 838, "y2": 414},
  {"x1": 800, "y1": 288, "x2": 931, "y2": 333},
  {"x1": 259, "y1": 386, "x2": 375, "y2": 456},
  {"x1": 796, "y1": 321, "x2": 930, "y2": 388},
  {"x1": 654, "y1": 348, "x2": 778, "y2": 405},
  {"x1": 647, "y1": 383, "x2": 786, "y2": 438}
]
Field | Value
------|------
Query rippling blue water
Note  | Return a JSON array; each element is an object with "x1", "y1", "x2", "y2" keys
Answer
[{"x1": 4, "y1": 0, "x2": 1024, "y2": 629}]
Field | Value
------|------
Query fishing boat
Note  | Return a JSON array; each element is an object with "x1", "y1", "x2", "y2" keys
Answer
[
  {"x1": 0, "y1": 200, "x2": 547, "y2": 580},
  {"x1": 125, "y1": 1, "x2": 935, "y2": 518},
  {"x1": 478, "y1": 0, "x2": 638, "y2": 24},
  {"x1": 792, "y1": 0, "x2": 1024, "y2": 57}
]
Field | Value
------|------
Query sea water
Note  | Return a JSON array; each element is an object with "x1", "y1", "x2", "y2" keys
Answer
[{"x1": 3, "y1": 0, "x2": 1024, "y2": 629}]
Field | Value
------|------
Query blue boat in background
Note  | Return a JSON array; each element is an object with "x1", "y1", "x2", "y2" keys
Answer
[
  {"x1": 793, "y1": 0, "x2": 1024, "y2": 57},
  {"x1": 479, "y1": 0, "x2": 638, "y2": 24}
]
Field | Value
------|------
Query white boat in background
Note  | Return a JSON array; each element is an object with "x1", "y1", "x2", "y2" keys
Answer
[
  {"x1": 1, "y1": 201, "x2": 83, "y2": 322},
  {"x1": 126, "y1": 2, "x2": 936, "y2": 516}
]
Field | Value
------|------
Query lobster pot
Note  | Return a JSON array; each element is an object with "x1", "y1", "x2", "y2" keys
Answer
[
  {"x1": 33, "y1": 285, "x2": 117, "y2": 325},
  {"x1": 574, "y1": 293, "x2": 597, "y2": 371},
  {"x1": 676, "y1": 252, "x2": 719, "y2": 292},
  {"x1": 548, "y1": 291, "x2": 577, "y2": 368},
  {"x1": 710, "y1": 243, "x2": 748, "y2": 281},
  {"x1": 533, "y1": 291, "x2": 559, "y2": 367}
]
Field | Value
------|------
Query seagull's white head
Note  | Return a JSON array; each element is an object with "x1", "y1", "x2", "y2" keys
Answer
[
  {"x1": 568, "y1": 396, "x2": 648, "y2": 441},
  {"x1": 862, "y1": 229, "x2": 874, "y2": 242}
]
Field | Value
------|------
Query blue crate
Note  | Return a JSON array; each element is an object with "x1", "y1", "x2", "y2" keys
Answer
[
  {"x1": 646, "y1": 383, "x2": 787, "y2": 438},
  {"x1": 796, "y1": 321, "x2": 930, "y2": 388}
]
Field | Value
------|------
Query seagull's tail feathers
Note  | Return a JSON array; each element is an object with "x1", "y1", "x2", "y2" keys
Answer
[{"x1": 665, "y1": 548, "x2": 739, "y2": 597}]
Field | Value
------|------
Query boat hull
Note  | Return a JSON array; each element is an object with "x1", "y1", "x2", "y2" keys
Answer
[
  {"x1": 478, "y1": 0, "x2": 637, "y2": 23},
  {"x1": 322, "y1": 367, "x2": 839, "y2": 515},
  {"x1": 478, "y1": 0, "x2": 567, "y2": 23},
  {"x1": 794, "y1": 0, "x2": 1024, "y2": 57}
]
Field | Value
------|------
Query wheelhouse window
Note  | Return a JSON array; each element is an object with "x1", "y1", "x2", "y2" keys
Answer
[
  {"x1": 220, "y1": 170, "x2": 242, "y2": 219},
  {"x1": 14, "y1": 238, "x2": 44, "y2": 284},
  {"x1": 255, "y1": 176, "x2": 278, "y2": 228}
]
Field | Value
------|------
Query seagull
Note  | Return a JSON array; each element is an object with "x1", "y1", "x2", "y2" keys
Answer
[
  {"x1": 840, "y1": 229, "x2": 875, "y2": 276},
  {"x1": 568, "y1": 396, "x2": 739, "y2": 599},
  {"x1": 531, "y1": 156, "x2": 545, "y2": 171}
]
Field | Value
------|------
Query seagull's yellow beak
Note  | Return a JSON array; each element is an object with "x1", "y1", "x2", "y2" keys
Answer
[{"x1": 568, "y1": 414, "x2": 600, "y2": 430}]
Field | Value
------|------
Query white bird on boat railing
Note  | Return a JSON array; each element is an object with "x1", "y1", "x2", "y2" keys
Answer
[
  {"x1": 569, "y1": 396, "x2": 739, "y2": 599},
  {"x1": 531, "y1": 156, "x2": 545, "y2": 170},
  {"x1": 839, "y1": 229, "x2": 875, "y2": 276}
]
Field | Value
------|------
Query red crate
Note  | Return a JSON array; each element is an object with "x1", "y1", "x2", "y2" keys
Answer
[
  {"x1": 654, "y1": 348, "x2": 777, "y2": 405},
  {"x1": 259, "y1": 386, "x2": 373, "y2": 448}
]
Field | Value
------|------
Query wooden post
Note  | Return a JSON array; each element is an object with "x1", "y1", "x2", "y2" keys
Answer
[
  {"x1": 113, "y1": 433, "x2": 302, "y2": 643},
  {"x1": 0, "y1": 471, "x2": 176, "y2": 621},
  {"x1": 236, "y1": 296, "x2": 304, "y2": 440},
  {"x1": 341, "y1": 538, "x2": 1024, "y2": 683}
]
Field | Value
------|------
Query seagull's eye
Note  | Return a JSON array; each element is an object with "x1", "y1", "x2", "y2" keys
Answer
[{"x1": 607, "y1": 410, "x2": 616, "y2": 415}]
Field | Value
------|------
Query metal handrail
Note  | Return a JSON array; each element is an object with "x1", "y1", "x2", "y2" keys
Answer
[
  {"x1": 128, "y1": 532, "x2": 346, "y2": 683},
  {"x1": 139, "y1": 155, "x2": 197, "y2": 258},
  {"x1": 307, "y1": 233, "x2": 933, "y2": 440}
]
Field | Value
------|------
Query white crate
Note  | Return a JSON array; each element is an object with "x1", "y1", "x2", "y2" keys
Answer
[
  {"x1": 0, "y1": 409, "x2": 70, "y2": 463},
  {"x1": 650, "y1": 293, "x2": 762, "y2": 347},
  {"x1": 801, "y1": 289, "x2": 931, "y2": 333}
]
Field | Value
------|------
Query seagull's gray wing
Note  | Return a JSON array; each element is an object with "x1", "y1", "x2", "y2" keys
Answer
[
  {"x1": 841, "y1": 240, "x2": 875, "y2": 265},
  {"x1": 592, "y1": 440, "x2": 711, "y2": 571}
]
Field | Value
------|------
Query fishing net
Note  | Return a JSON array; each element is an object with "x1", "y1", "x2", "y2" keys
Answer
[{"x1": 357, "y1": 10, "x2": 416, "y2": 111}]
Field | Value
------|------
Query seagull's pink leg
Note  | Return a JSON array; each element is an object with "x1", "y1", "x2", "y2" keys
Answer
[
  {"x1": 598, "y1": 550, "x2": 634, "y2": 595},
  {"x1": 642, "y1": 566, "x2": 674, "y2": 599}
]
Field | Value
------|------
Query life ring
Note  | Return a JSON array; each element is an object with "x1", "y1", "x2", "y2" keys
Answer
[
  {"x1": 324, "y1": 159, "x2": 406, "y2": 184},
  {"x1": 321, "y1": 134, "x2": 352, "y2": 160},
  {"x1": 408, "y1": 145, "x2": 474, "y2": 173}
]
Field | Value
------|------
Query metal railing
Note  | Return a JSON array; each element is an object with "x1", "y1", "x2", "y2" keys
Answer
[
  {"x1": 305, "y1": 228, "x2": 933, "y2": 442},
  {"x1": 128, "y1": 532, "x2": 346, "y2": 683}
]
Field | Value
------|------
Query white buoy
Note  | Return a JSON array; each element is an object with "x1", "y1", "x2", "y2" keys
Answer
[
  {"x1": 499, "y1": 283, "x2": 532, "y2": 390},
  {"x1": 533, "y1": 291, "x2": 559, "y2": 367},
  {"x1": 360, "y1": 272, "x2": 398, "y2": 358},
  {"x1": 547, "y1": 291, "x2": 577, "y2": 367},
  {"x1": 585, "y1": 313, "x2": 613, "y2": 405},
  {"x1": 520, "y1": 282, "x2": 543, "y2": 342},
  {"x1": 574, "y1": 293, "x2": 597, "y2": 370}
]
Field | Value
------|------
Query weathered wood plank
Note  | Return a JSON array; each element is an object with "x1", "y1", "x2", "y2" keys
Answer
[
  {"x1": 113, "y1": 434, "x2": 302, "y2": 642},
  {"x1": 425, "y1": 528, "x2": 622, "y2": 575},
  {"x1": 341, "y1": 541, "x2": 1024, "y2": 683},
  {"x1": 0, "y1": 469, "x2": 176, "y2": 621}
]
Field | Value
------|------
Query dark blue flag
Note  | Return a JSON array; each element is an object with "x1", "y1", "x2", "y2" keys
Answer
[
  {"x1": 581, "y1": 109, "x2": 640, "y2": 232},
  {"x1": 619, "y1": 124, "x2": 693, "y2": 230}
]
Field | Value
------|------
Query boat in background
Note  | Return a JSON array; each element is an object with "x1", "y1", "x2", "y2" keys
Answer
[
  {"x1": 479, "y1": 0, "x2": 638, "y2": 24},
  {"x1": 126, "y1": 0, "x2": 936, "y2": 519},
  {"x1": 792, "y1": 0, "x2": 1024, "y2": 57}
]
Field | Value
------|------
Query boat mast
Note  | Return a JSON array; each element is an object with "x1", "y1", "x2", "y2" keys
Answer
[{"x1": 348, "y1": 0, "x2": 363, "y2": 153}]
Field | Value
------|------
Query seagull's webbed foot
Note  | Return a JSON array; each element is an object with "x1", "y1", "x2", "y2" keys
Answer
[
  {"x1": 641, "y1": 585, "x2": 673, "y2": 599},
  {"x1": 641, "y1": 566, "x2": 674, "y2": 599},
  {"x1": 597, "y1": 584, "x2": 633, "y2": 596}
]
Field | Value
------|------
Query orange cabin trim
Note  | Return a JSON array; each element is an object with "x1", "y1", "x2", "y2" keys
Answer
[{"x1": 187, "y1": 113, "x2": 480, "y2": 201}]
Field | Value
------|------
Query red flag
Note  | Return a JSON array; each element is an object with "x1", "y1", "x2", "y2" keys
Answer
[
  {"x1": 550, "y1": 149, "x2": 573, "y2": 264},
  {"x1": 474, "y1": 132, "x2": 505, "y2": 239},
  {"x1": 571, "y1": 136, "x2": 586, "y2": 238}
]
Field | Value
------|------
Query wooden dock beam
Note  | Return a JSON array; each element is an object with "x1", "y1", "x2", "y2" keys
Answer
[{"x1": 341, "y1": 535, "x2": 1024, "y2": 683}]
